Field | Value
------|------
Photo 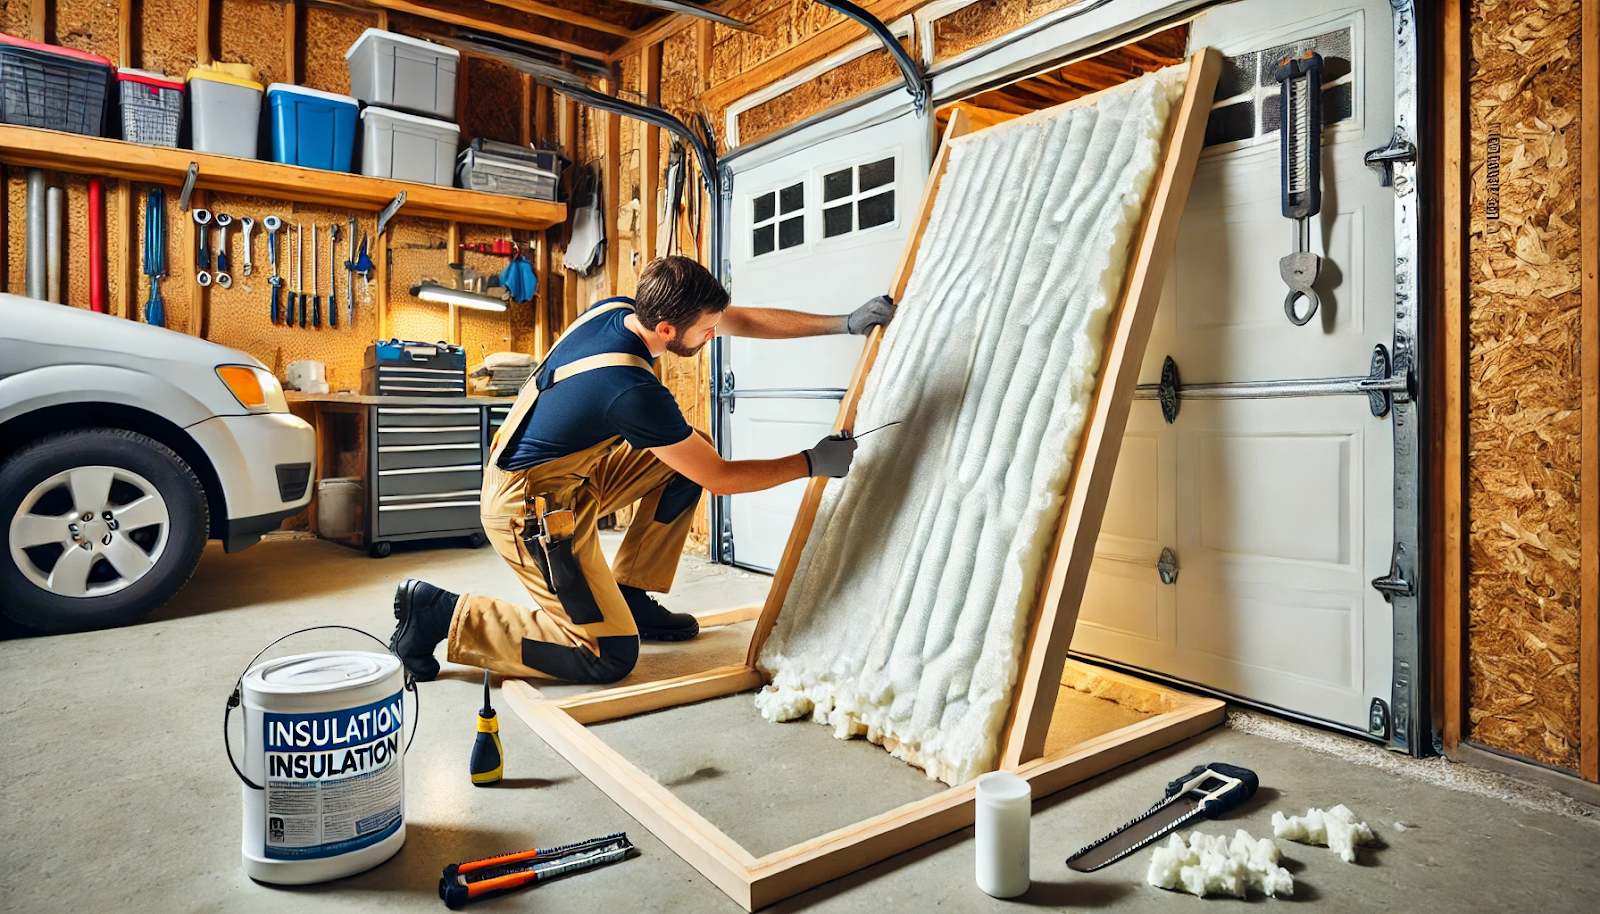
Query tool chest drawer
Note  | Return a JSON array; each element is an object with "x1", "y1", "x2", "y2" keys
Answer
[
  {"x1": 374, "y1": 406, "x2": 482, "y2": 427},
  {"x1": 376, "y1": 425, "x2": 481, "y2": 447},
  {"x1": 376, "y1": 443, "x2": 482, "y2": 471},
  {"x1": 376, "y1": 502, "x2": 482, "y2": 537},
  {"x1": 375, "y1": 466, "x2": 483, "y2": 497}
]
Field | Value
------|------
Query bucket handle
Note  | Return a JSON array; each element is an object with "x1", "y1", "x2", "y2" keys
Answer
[{"x1": 223, "y1": 625, "x2": 420, "y2": 791}]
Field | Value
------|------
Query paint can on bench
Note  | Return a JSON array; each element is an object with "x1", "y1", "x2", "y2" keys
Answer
[{"x1": 224, "y1": 627, "x2": 418, "y2": 884}]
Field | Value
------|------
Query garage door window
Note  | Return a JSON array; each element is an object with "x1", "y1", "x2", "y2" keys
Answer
[
  {"x1": 821, "y1": 155, "x2": 897, "y2": 239},
  {"x1": 1203, "y1": 25, "x2": 1355, "y2": 149},
  {"x1": 753, "y1": 181, "x2": 806, "y2": 256}
]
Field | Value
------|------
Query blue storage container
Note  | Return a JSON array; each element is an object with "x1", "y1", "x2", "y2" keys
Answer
[{"x1": 267, "y1": 83, "x2": 358, "y2": 171}]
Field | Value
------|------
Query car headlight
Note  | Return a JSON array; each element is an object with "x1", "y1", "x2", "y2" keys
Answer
[{"x1": 216, "y1": 365, "x2": 290, "y2": 413}]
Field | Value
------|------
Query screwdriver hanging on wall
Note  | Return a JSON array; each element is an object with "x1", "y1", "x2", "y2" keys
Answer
[{"x1": 328, "y1": 223, "x2": 340, "y2": 329}]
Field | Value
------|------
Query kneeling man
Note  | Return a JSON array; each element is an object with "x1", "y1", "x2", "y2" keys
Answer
[{"x1": 389, "y1": 256, "x2": 892, "y2": 684}]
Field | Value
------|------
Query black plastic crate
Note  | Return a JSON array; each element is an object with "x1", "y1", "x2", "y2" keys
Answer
[
  {"x1": 0, "y1": 34, "x2": 113, "y2": 136},
  {"x1": 117, "y1": 69, "x2": 183, "y2": 147}
]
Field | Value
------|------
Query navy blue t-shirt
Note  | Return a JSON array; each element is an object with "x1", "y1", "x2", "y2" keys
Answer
[{"x1": 499, "y1": 300, "x2": 694, "y2": 470}]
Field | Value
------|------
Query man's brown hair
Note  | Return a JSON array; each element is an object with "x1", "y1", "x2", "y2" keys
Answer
[{"x1": 634, "y1": 256, "x2": 730, "y2": 333}]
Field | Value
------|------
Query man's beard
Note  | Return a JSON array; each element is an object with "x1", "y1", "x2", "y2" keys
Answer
[{"x1": 666, "y1": 337, "x2": 707, "y2": 358}]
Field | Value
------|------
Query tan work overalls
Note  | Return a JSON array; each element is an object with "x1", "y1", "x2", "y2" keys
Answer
[{"x1": 445, "y1": 300, "x2": 703, "y2": 683}]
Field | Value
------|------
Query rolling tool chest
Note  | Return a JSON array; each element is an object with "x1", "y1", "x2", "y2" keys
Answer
[
  {"x1": 288, "y1": 393, "x2": 505, "y2": 557},
  {"x1": 369, "y1": 401, "x2": 486, "y2": 557}
]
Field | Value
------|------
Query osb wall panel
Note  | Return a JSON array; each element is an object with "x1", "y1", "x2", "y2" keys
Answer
[
  {"x1": 1466, "y1": 0, "x2": 1585, "y2": 769},
  {"x1": 707, "y1": 0, "x2": 842, "y2": 87},
  {"x1": 139, "y1": 0, "x2": 197, "y2": 76},
  {"x1": 386, "y1": 216, "x2": 456, "y2": 347},
  {"x1": 737, "y1": 42, "x2": 906, "y2": 145},
  {"x1": 0, "y1": 1, "x2": 31, "y2": 38},
  {"x1": 463, "y1": 57, "x2": 524, "y2": 146},
  {"x1": 933, "y1": 0, "x2": 1086, "y2": 62},
  {"x1": 301, "y1": 3, "x2": 372, "y2": 95},
  {"x1": 51, "y1": 0, "x2": 120, "y2": 60},
  {"x1": 216, "y1": 0, "x2": 286, "y2": 86}
]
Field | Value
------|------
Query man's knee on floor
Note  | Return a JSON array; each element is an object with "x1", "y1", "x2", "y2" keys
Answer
[{"x1": 520, "y1": 634, "x2": 639, "y2": 684}]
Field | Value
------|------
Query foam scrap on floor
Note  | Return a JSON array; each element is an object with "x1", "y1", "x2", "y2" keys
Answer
[
  {"x1": 1272, "y1": 805, "x2": 1376, "y2": 862},
  {"x1": 1146, "y1": 830, "x2": 1294, "y2": 899},
  {"x1": 753, "y1": 62, "x2": 1191, "y2": 786}
]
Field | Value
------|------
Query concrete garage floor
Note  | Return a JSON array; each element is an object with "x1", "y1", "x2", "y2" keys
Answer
[{"x1": 3, "y1": 534, "x2": 1599, "y2": 912}]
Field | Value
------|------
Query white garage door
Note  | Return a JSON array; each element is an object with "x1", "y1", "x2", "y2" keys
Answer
[
  {"x1": 717, "y1": 111, "x2": 933, "y2": 572},
  {"x1": 1070, "y1": 0, "x2": 1417, "y2": 743}
]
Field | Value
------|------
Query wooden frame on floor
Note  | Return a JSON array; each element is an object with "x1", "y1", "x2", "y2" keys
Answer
[{"x1": 503, "y1": 49, "x2": 1224, "y2": 910}]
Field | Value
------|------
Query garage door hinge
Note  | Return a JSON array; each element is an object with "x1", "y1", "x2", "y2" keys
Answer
[
  {"x1": 1364, "y1": 130, "x2": 1416, "y2": 189},
  {"x1": 721, "y1": 370, "x2": 736, "y2": 413},
  {"x1": 1371, "y1": 541, "x2": 1414, "y2": 602}
]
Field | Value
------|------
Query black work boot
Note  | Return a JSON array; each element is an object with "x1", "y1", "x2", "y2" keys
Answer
[
  {"x1": 619, "y1": 585, "x2": 699, "y2": 642},
  {"x1": 390, "y1": 579, "x2": 459, "y2": 681}
]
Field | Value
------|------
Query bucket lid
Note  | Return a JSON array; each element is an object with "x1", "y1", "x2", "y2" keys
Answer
[
  {"x1": 244, "y1": 650, "x2": 400, "y2": 696},
  {"x1": 346, "y1": 27, "x2": 461, "y2": 62}
]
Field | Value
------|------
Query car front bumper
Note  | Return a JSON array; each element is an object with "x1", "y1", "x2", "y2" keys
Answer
[{"x1": 185, "y1": 412, "x2": 315, "y2": 551}]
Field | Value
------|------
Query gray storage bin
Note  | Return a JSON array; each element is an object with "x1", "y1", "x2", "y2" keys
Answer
[
  {"x1": 360, "y1": 106, "x2": 459, "y2": 186},
  {"x1": 185, "y1": 67, "x2": 262, "y2": 159},
  {"x1": 346, "y1": 28, "x2": 458, "y2": 121},
  {"x1": 457, "y1": 147, "x2": 560, "y2": 201}
]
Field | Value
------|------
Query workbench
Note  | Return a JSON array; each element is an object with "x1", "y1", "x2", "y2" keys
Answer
[{"x1": 287, "y1": 392, "x2": 514, "y2": 557}]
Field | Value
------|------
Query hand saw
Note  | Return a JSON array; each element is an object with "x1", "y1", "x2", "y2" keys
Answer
[{"x1": 1065, "y1": 762, "x2": 1258, "y2": 872}]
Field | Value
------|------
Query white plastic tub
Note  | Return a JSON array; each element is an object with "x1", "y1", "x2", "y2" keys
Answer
[
  {"x1": 316, "y1": 477, "x2": 362, "y2": 540},
  {"x1": 187, "y1": 68, "x2": 262, "y2": 158},
  {"x1": 360, "y1": 106, "x2": 460, "y2": 186},
  {"x1": 345, "y1": 29, "x2": 459, "y2": 121}
]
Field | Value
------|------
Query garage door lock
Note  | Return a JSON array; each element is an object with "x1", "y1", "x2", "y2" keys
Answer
[
  {"x1": 1137, "y1": 345, "x2": 1409, "y2": 422},
  {"x1": 1157, "y1": 547, "x2": 1178, "y2": 585}
]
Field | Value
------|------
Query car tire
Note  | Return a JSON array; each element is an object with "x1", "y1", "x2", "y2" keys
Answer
[{"x1": 1, "y1": 429, "x2": 209, "y2": 633}]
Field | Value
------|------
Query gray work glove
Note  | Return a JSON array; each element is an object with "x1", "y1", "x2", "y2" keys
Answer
[
  {"x1": 845, "y1": 294, "x2": 896, "y2": 335},
  {"x1": 803, "y1": 434, "x2": 858, "y2": 478}
]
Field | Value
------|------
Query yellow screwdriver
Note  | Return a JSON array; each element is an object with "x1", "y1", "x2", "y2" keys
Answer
[{"x1": 471, "y1": 668, "x2": 503, "y2": 786}]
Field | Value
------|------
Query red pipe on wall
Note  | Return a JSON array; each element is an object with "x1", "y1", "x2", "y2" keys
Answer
[{"x1": 88, "y1": 178, "x2": 105, "y2": 312}]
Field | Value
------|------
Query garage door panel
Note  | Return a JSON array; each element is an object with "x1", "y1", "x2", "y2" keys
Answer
[
  {"x1": 728, "y1": 398, "x2": 839, "y2": 571},
  {"x1": 1194, "y1": 432, "x2": 1354, "y2": 565},
  {"x1": 1080, "y1": 560, "x2": 1162, "y2": 642}
]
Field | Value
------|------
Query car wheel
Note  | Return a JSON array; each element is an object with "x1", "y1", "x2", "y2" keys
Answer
[{"x1": 0, "y1": 429, "x2": 209, "y2": 633}]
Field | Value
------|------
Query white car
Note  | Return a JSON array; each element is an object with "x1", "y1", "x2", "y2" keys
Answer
[{"x1": 0, "y1": 295, "x2": 315, "y2": 632}]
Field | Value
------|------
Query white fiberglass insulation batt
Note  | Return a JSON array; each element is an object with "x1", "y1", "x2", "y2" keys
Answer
[
  {"x1": 753, "y1": 63, "x2": 1190, "y2": 785},
  {"x1": 1146, "y1": 830, "x2": 1295, "y2": 899},
  {"x1": 1272, "y1": 805, "x2": 1376, "y2": 862}
]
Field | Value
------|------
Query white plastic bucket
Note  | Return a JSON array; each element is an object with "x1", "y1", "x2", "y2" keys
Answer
[
  {"x1": 316, "y1": 477, "x2": 362, "y2": 540},
  {"x1": 236, "y1": 649, "x2": 408, "y2": 884}
]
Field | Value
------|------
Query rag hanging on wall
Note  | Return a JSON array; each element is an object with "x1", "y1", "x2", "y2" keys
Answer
[
  {"x1": 657, "y1": 141, "x2": 686, "y2": 259},
  {"x1": 562, "y1": 163, "x2": 606, "y2": 276}
]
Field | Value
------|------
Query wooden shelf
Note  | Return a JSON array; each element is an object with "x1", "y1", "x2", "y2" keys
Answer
[{"x1": 0, "y1": 125, "x2": 566, "y2": 230}]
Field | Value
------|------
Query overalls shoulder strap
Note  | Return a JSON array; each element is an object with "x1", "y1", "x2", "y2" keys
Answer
[{"x1": 488, "y1": 299, "x2": 652, "y2": 465}]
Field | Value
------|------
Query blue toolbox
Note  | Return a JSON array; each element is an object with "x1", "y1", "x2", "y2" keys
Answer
[{"x1": 363, "y1": 340, "x2": 468, "y2": 397}]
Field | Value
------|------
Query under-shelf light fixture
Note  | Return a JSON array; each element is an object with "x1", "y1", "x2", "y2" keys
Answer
[{"x1": 409, "y1": 280, "x2": 508, "y2": 312}]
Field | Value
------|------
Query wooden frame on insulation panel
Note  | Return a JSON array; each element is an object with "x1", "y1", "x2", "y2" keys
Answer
[{"x1": 503, "y1": 49, "x2": 1224, "y2": 910}]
